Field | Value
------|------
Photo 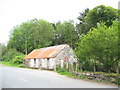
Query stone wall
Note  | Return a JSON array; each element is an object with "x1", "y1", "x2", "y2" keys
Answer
[
  {"x1": 77, "y1": 72, "x2": 120, "y2": 85},
  {"x1": 24, "y1": 45, "x2": 78, "y2": 70},
  {"x1": 54, "y1": 45, "x2": 77, "y2": 69}
]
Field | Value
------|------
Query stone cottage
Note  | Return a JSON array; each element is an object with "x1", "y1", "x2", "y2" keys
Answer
[{"x1": 24, "y1": 44, "x2": 77, "y2": 70}]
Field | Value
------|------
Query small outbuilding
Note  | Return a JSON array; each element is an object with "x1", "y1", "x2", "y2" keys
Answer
[{"x1": 24, "y1": 44, "x2": 77, "y2": 70}]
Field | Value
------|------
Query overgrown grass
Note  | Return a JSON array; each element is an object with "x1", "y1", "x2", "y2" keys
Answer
[
  {"x1": 56, "y1": 65, "x2": 73, "y2": 78},
  {"x1": 0, "y1": 61, "x2": 25, "y2": 68},
  {"x1": 60, "y1": 71, "x2": 73, "y2": 77}
]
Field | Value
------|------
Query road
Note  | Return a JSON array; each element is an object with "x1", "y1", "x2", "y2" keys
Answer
[{"x1": 0, "y1": 64, "x2": 118, "y2": 88}]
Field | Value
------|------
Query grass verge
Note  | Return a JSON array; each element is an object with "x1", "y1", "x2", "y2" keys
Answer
[
  {"x1": 59, "y1": 71, "x2": 73, "y2": 77},
  {"x1": 56, "y1": 67, "x2": 119, "y2": 86},
  {"x1": 0, "y1": 61, "x2": 25, "y2": 68}
]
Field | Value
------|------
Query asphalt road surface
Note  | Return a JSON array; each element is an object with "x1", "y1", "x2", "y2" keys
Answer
[{"x1": 0, "y1": 64, "x2": 118, "y2": 88}]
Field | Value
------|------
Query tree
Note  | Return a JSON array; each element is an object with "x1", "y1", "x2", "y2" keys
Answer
[
  {"x1": 76, "y1": 8, "x2": 89, "y2": 35},
  {"x1": 76, "y1": 5, "x2": 118, "y2": 35},
  {"x1": 85, "y1": 5, "x2": 118, "y2": 28},
  {"x1": 75, "y1": 21, "x2": 119, "y2": 73},
  {"x1": 8, "y1": 19, "x2": 54, "y2": 54},
  {"x1": 0, "y1": 43, "x2": 7, "y2": 58},
  {"x1": 52, "y1": 20, "x2": 79, "y2": 48}
]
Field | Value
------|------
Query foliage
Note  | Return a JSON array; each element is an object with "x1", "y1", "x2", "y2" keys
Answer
[
  {"x1": 8, "y1": 19, "x2": 54, "y2": 54},
  {"x1": 76, "y1": 8, "x2": 90, "y2": 35},
  {"x1": 56, "y1": 67, "x2": 67, "y2": 73},
  {"x1": 56, "y1": 65, "x2": 72, "y2": 77},
  {"x1": 2, "y1": 5, "x2": 119, "y2": 86},
  {"x1": 0, "y1": 43, "x2": 7, "y2": 58},
  {"x1": 52, "y1": 20, "x2": 79, "y2": 48},
  {"x1": 75, "y1": 21, "x2": 119, "y2": 73},
  {"x1": 3, "y1": 48, "x2": 24, "y2": 62},
  {"x1": 11, "y1": 55, "x2": 25, "y2": 64},
  {"x1": 85, "y1": 5, "x2": 118, "y2": 27},
  {"x1": 5, "y1": 5, "x2": 119, "y2": 75},
  {"x1": 2, "y1": 47, "x2": 25, "y2": 66},
  {"x1": 76, "y1": 5, "x2": 118, "y2": 35}
]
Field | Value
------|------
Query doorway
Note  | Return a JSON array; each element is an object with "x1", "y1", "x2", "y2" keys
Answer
[
  {"x1": 34, "y1": 59, "x2": 36, "y2": 67},
  {"x1": 47, "y1": 58, "x2": 49, "y2": 69}
]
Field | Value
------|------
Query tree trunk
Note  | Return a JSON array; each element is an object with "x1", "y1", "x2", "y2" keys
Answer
[{"x1": 94, "y1": 65, "x2": 96, "y2": 72}]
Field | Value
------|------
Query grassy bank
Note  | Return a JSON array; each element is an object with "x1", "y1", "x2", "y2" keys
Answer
[
  {"x1": 0, "y1": 61, "x2": 25, "y2": 68},
  {"x1": 56, "y1": 67, "x2": 119, "y2": 86}
]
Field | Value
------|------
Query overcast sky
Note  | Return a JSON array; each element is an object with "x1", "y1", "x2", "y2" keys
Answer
[{"x1": 0, "y1": 0, "x2": 119, "y2": 44}]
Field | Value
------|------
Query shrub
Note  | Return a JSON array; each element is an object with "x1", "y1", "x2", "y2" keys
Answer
[
  {"x1": 11, "y1": 55, "x2": 25, "y2": 64},
  {"x1": 3, "y1": 48, "x2": 24, "y2": 62}
]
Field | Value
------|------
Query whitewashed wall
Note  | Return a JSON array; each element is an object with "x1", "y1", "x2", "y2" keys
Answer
[
  {"x1": 49, "y1": 58, "x2": 56, "y2": 69},
  {"x1": 35, "y1": 59, "x2": 40, "y2": 68},
  {"x1": 38, "y1": 58, "x2": 56, "y2": 69},
  {"x1": 24, "y1": 45, "x2": 77, "y2": 69},
  {"x1": 30, "y1": 59, "x2": 34, "y2": 67},
  {"x1": 41, "y1": 58, "x2": 47, "y2": 68}
]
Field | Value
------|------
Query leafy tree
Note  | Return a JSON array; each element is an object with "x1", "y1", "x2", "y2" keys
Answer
[
  {"x1": 76, "y1": 8, "x2": 89, "y2": 35},
  {"x1": 86, "y1": 5, "x2": 118, "y2": 28},
  {"x1": 75, "y1": 21, "x2": 119, "y2": 73},
  {"x1": 0, "y1": 43, "x2": 7, "y2": 58},
  {"x1": 8, "y1": 19, "x2": 54, "y2": 54},
  {"x1": 76, "y1": 5, "x2": 118, "y2": 35},
  {"x1": 52, "y1": 20, "x2": 79, "y2": 48}
]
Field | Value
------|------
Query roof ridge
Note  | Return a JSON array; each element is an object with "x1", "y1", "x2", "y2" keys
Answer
[{"x1": 37, "y1": 44, "x2": 68, "y2": 50}]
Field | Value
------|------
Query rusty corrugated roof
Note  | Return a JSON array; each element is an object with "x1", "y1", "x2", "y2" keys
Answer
[{"x1": 24, "y1": 44, "x2": 67, "y2": 59}]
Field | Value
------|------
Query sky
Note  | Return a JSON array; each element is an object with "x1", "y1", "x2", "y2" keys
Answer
[{"x1": 0, "y1": 0, "x2": 119, "y2": 45}]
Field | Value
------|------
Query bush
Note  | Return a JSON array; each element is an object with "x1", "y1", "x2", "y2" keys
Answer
[
  {"x1": 3, "y1": 48, "x2": 24, "y2": 62},
  {"x1": 116, "y1": 76, "x2": 120, "y2": 85},
  {"x1": 11, "y1": 55, "x2": 25, "y2": 64}
]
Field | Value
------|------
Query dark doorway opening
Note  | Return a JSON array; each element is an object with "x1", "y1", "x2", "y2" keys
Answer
[
  {"x1": 34, "y1": 59, "x2": 36, "y2": 67},
  {"x1": 47, "y1": 58, "x2": 49, "y2": 69}
]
